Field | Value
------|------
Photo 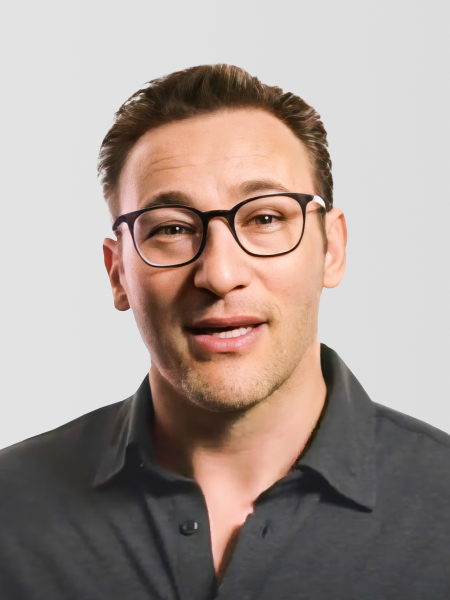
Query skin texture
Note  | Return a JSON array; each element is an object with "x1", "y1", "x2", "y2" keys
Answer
[{"x1": 103, "y1": 108, "x2": 347, "y2": 579}]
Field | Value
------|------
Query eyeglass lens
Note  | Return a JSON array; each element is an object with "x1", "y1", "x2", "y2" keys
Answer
[{"x1": 133, "y1": 195, "x2": 304, "y2": 267}]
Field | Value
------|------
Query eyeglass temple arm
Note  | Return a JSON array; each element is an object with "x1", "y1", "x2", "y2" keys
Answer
[
  {"x1": 312, "y1": 195, "x2": 327, "y2": 209},
  {"x1": 112, "y1": 214, "x2": 127, "y2": 232}
]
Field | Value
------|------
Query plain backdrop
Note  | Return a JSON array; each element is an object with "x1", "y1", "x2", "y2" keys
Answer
[{"x1": 0, "y1": 1, "x2": 449, "y2": 450}]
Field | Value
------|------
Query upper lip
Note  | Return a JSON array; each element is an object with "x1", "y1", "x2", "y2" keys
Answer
[{"x1": 187, "y1": 316, "x2": 265, "y2": 330}]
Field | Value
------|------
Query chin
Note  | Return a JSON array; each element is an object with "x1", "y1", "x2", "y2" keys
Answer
[{"x1": 175, "y1": 360, "x2": 290, "y2": 413}]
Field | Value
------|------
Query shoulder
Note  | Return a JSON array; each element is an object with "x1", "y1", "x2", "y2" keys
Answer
[
  {"x1": 373, "y1": 401, "x2": 450, "y2": 511},
  {"x1": 0, "y1": 399, "x2": 128, "y2": 491},
  {"x1": 374, "y1": 400, "x2": 450, "y2": 458},
  {"x1": 0, "y1": 399, "x2": 131, "y2": 588}
]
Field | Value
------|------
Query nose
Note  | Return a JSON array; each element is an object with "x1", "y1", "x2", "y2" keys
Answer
[{"x1": 193, "y1": 218, "x2": 252, "y2": 297}]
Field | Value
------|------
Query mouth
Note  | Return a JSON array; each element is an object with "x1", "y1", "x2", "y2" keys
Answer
[
  {"x1": 186, "y1": 317, "x2": 266, "y2": 353},
  {"x1": 191, "y1": 325, "x2": 258, "y2": 339}
]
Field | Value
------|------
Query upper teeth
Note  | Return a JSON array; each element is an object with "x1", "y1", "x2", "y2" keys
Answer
[{"x1": 211, "y1": 326, "x2": 253, "y2": 339}]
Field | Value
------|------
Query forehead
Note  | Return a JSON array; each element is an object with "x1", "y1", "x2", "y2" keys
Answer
[{"x1": 118, "y1": 108, "x2": 315, "y2": 213}]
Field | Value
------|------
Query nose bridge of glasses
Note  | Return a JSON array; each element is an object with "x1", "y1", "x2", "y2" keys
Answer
[{"x1": 203, "y1": 209, "x2": 237, "y2": 237}]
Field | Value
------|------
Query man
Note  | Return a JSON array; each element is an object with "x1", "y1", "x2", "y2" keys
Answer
[{"x1": 0, "y1": 64, "x2": 449, "y2": 599}]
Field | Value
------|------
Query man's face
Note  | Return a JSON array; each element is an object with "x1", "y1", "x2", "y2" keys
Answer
[{"x1": 107, "y1": 109, "x2": 338, "y2": 412}]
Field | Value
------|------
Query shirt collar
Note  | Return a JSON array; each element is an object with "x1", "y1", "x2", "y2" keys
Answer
[
  {"x1": 92, "y1": 375, "x2": 154, "y2": 488},
  {"x1": 93, "y1": 344, "x2": 377, "y2": 510},
  {"x1": 299, "y1": 344, "x2": 377, "y2": 510}
]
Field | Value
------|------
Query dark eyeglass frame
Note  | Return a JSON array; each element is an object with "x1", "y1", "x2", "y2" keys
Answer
[{"x1": 112, "y1": 192, "x2": 328, "y2": 268}]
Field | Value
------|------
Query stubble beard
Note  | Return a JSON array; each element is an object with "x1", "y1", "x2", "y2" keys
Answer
[{"x1": 163, "y1": 303, "x2": 318, "y2": 414}]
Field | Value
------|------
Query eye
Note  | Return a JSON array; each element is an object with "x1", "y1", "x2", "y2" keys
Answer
[
  {"x1": 149, "y1": 223, "x2": 195, "y2": 237},
  {"x1": 162, "y1": 225, "x2": 188, "y2": 235},
  {"x1": 253, "y1": 214, "x2": 279, "y2": 225},
  {"x1": 247, "y1": 212, "x2": 285, "y2": 227}
]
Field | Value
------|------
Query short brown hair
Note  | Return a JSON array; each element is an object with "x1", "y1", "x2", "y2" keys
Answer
[{"x1": 98, "y1": 64, "x2": 333, "y2": 225}]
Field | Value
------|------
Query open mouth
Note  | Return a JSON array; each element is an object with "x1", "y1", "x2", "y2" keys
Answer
[
  {"x1": 192, "y1": 325, "x2": 257, "y2": 339},
  {"x1": 187, "y1": 319, "x2": 266, "y2": 352}
]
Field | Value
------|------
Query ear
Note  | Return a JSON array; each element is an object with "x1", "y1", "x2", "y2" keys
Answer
[
  {"x1": 323, "y1": 208, "x2": 347, "y2": 289},
  {"x1": 103, "y1": 238, "x2": 130, "y2": 311}
]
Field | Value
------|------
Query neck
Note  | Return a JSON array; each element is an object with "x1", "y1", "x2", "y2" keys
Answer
[{"x1": 148, "y1": 340, "x2": 326, "y2": 500}]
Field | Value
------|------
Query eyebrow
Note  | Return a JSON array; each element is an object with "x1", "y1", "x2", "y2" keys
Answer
[
  {"x1": 139, "y1": 179, "x2": 291, "y2": 210},
  {"x1": 140, "y1": 191, "x2": 194, "y2": 210}
]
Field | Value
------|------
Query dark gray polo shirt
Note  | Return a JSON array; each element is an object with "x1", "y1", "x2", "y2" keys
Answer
[{"x1": 1, "y1": 344, "x2": 449, "y2": 599}]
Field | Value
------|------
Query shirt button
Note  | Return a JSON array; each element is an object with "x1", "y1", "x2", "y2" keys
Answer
[{"x1": 179, "y1": 520, "x2": 199, "y2": 535}]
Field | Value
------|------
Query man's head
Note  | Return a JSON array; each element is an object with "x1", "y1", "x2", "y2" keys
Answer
[{"x1": 101, "y1": 65, "x2": 346, "y2": 413}]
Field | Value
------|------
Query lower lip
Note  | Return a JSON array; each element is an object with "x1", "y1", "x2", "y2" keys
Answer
[{"x1": 188, "y1": 324, "x2": 266, "y2": 354}]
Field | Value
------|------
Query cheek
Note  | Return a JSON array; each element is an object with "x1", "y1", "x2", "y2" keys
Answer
[
  {"x1": 125, "y1": 260, "x2": 186, "y2": 334},
  {"x1": 259, "y1": 244, "x2": 324, "y2": 314}
]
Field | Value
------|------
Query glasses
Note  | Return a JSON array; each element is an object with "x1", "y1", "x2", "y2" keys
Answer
[{"x1": 112, "y1": 193, "x2": 327, "y2": 268}]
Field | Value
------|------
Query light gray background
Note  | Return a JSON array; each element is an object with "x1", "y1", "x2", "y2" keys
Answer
[{"x1": 1, "y1": 1, "x2": 449, "y2": 450}]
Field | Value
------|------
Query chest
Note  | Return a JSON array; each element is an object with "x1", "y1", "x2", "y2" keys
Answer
[
  {"x1": 208, "y1": 506, "x2": 254, "y2": 581},
  {"x1": 3, "y1": 479, "x2": 449, "y2": 600}
]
